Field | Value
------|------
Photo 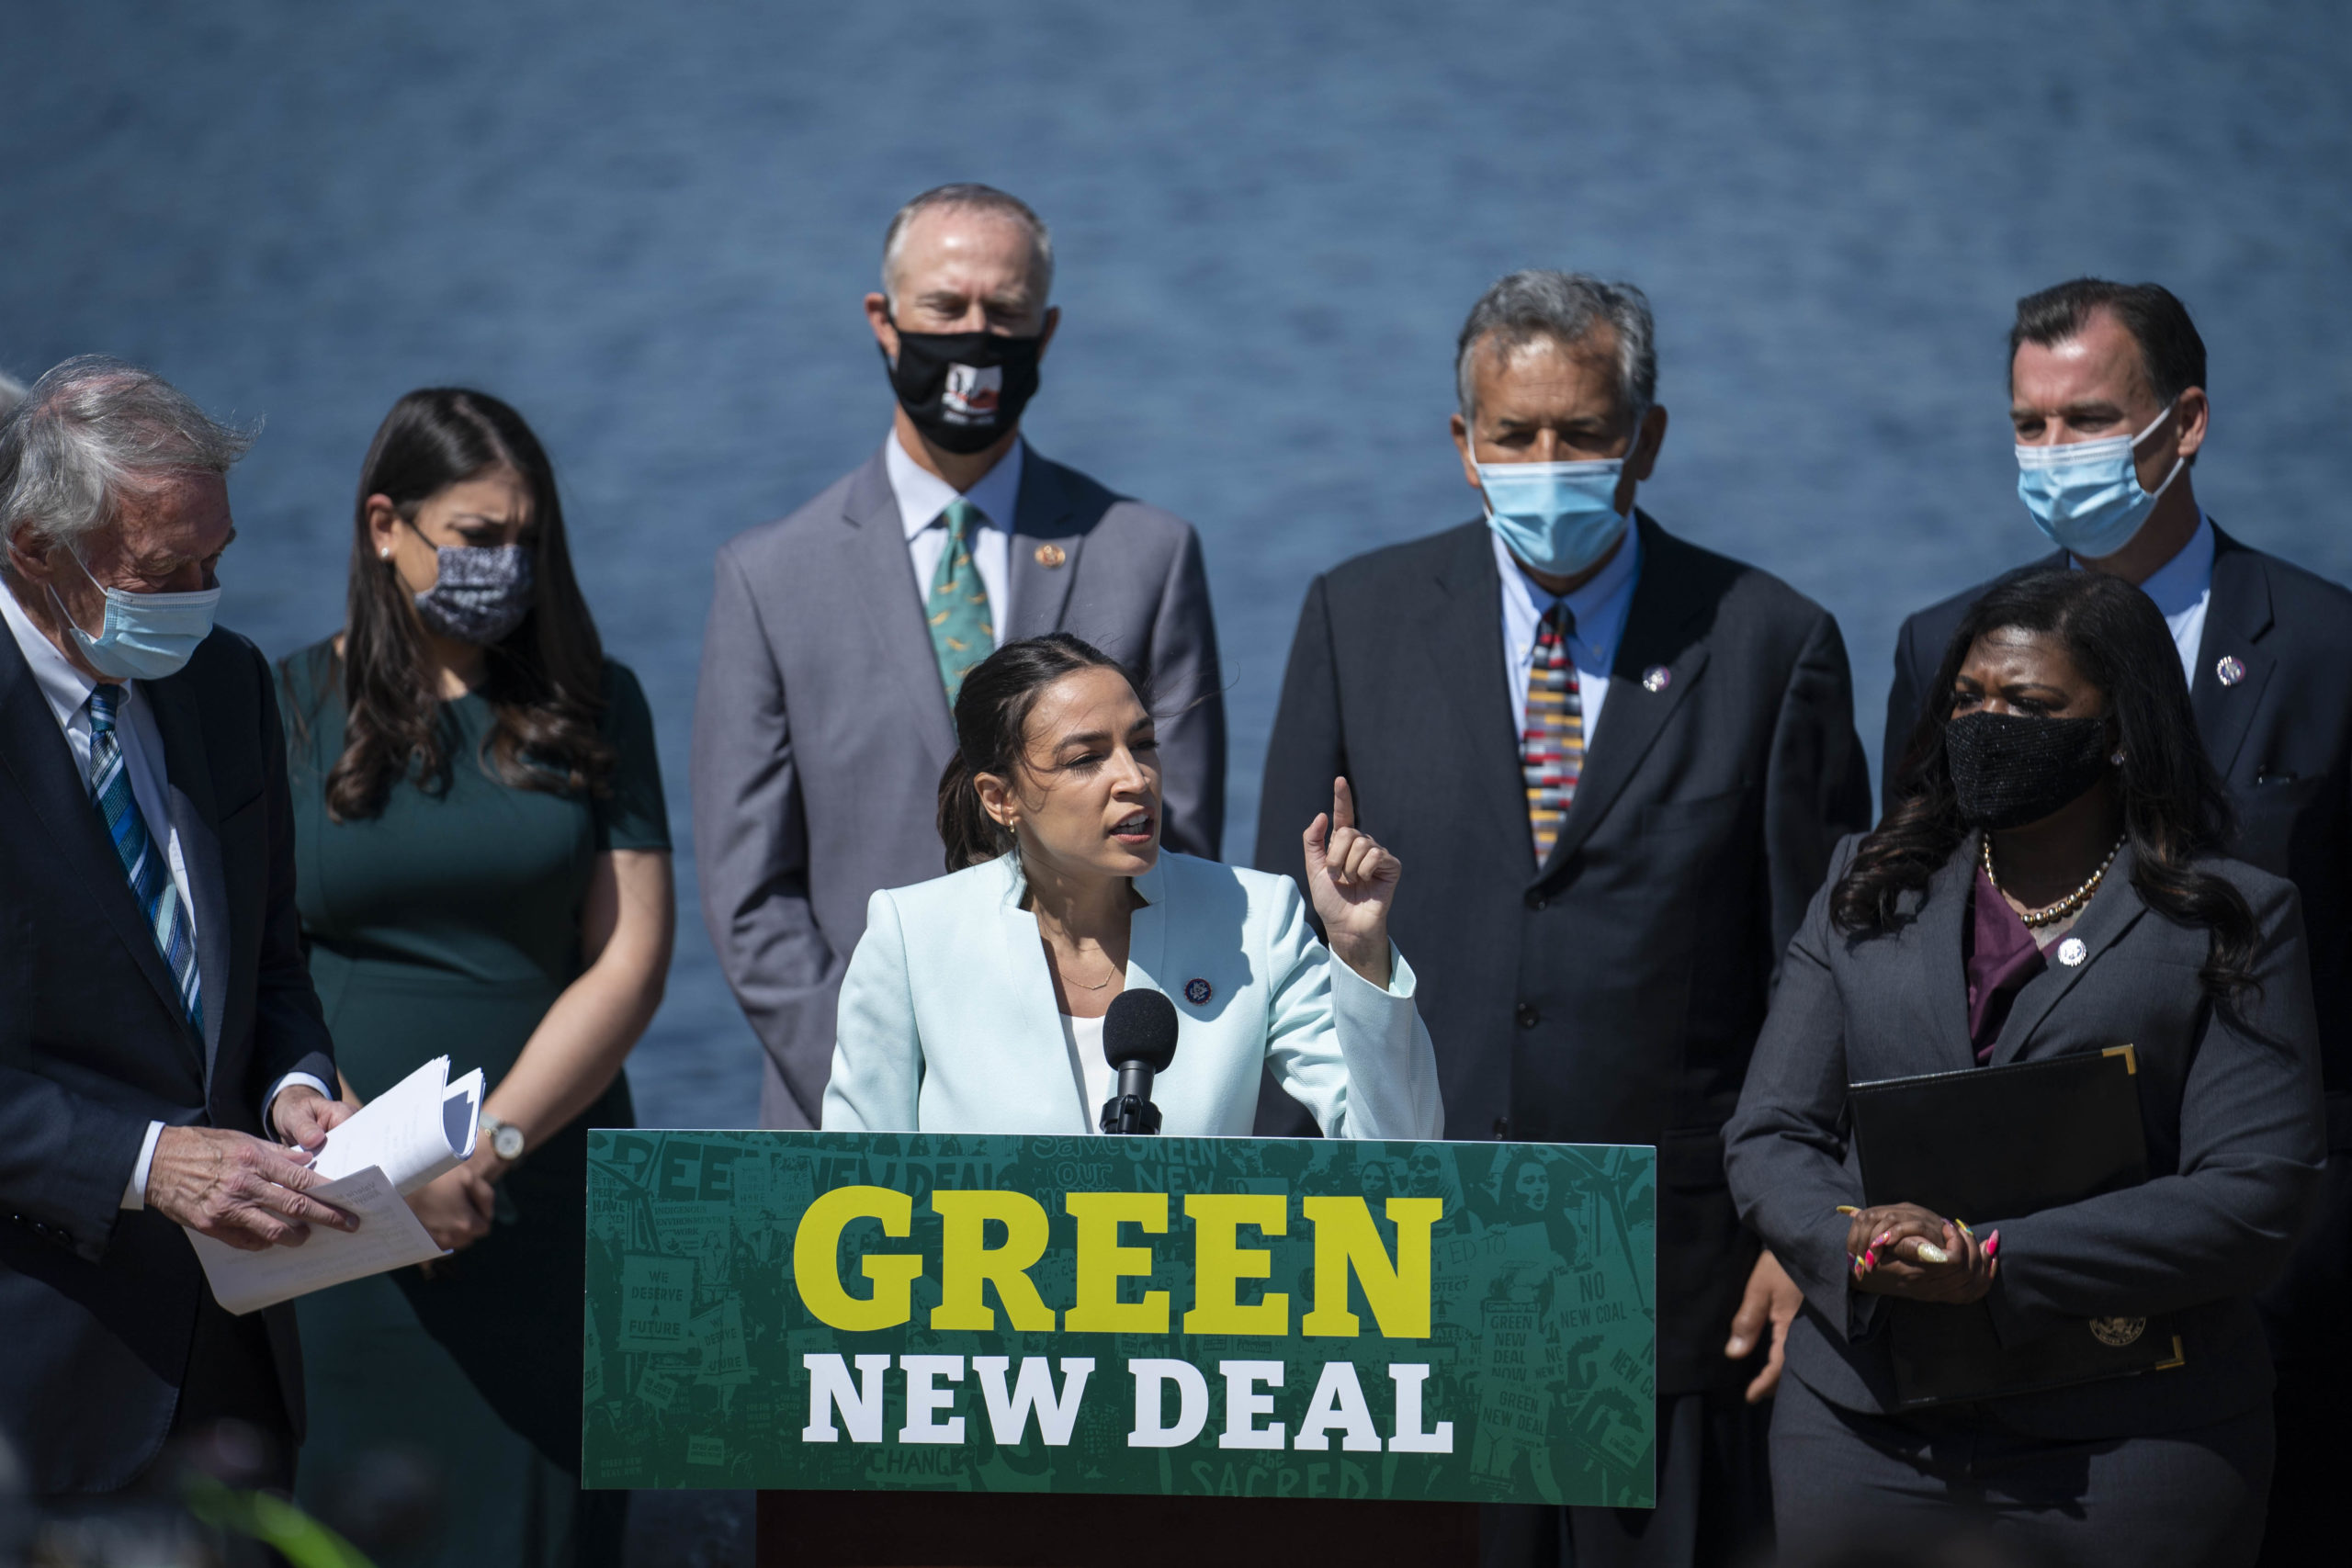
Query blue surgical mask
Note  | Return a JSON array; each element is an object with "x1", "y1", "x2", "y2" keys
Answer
[
  {"x1": 52, "y1": 553, "x2": 222, "y2": 681},
  {"x1": 2014, "y1": 401, "x2": 2183, "y2": 559},
  {"x1": 1473, "y1": 448, "x2": 1632, "y2": 577}
]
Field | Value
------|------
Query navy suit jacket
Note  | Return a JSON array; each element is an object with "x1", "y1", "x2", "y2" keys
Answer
[
  {"x1": 1883, "y1": 525, "x2": 2352, "y2": 1376},
  {"x1": 1255, "y1": 516, "x2": 1872, "y2": 1394},
  {"x1": 0, "y1": 620, "x2": 335, "y2": 1493}
]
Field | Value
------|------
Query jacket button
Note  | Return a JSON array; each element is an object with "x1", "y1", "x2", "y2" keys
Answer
[
  {"x1": 1524, "y1": 891, "x2": 1548, "y2": 911},
  {"x1": 1491, "y1": 1116, "x2": 1510, "y2": 1138},
  {"x1": 1516, "y1": 1002, "x2": 1541, "y2": 1029}
]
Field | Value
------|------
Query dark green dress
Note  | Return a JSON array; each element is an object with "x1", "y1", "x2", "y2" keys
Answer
[{"x1": 277, "y1": 644, "x2": 668, "y2": 1568}]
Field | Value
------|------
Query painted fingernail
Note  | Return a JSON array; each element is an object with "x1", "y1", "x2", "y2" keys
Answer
[
  {"x1": 1915, "y1": 1243, "x2": 1951, "y2": 1264},
  {"x1": 1873, "y1": 1232, "x2": 1894, "y2": 1247},
  {"x1": 1984, "y1": 1231, "x2": 2001, "y2": 1258},
  {"x1": 1862, "y1": 1248, "x2": 1879, "y2": 1269}
]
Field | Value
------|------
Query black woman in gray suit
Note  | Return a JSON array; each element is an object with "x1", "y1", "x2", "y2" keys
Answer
[{"x1": 1726, "y1": 569, "x2": 2324, "y2": 1567}]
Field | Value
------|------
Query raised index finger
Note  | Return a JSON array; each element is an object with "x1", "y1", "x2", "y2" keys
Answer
[{"x1": 1332, "y1": 776, "x2": 1356, "y2": 832}]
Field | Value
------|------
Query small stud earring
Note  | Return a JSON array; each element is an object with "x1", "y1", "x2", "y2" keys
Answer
[{"x1": 2110, "y1": 750, "x2": 2126, "y2": 766}]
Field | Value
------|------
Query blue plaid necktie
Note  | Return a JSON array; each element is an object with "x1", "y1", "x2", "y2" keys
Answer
[{"x1": 85, "y1": 684, "x2": 203, "y2": 1036}]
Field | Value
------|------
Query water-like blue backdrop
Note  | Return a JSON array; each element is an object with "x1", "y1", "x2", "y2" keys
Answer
[{"x1": 8, "y1": 4, "x2": 2349, "y2": 1137}]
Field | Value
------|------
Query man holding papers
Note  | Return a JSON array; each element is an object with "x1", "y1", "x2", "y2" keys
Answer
[{"x1": 0, "y1": 359, "x2": 348, "y2": 1494}]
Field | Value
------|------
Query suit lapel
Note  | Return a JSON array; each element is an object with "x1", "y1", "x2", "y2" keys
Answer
[
  {"x1": 844, "y1": 452, "x2": 957, "y2": 765},
  {"x1": 1544, "y1": 518, "x2": 1710, "y2": 878},
  {"x1": 1416, "y1": 525, "x2": 1530, "y2": 858},
  {"x1": 1989, "y1": 843, "x2": 2147, "y2": 1066},
  {"x1": 2188, "y1": 526, "x2": 2274, "y2": 781},
  {"x1": 146, "y1": 672, "x2": 229, "y2": 1080},
  {"x1": 0, "y1": 626, "x2": 192, "y2": 1042},
  {"x1": 1006, "y1": 446, "x2": 1081, "y2": 639},
  {"x1": 1911, "y1": 836, "x2": 1984, "y2": 1072}
]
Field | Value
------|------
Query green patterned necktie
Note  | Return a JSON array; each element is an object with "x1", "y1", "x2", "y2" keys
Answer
[{"x1": 926, "y1": 497, "x2": 995, "y2": 703}]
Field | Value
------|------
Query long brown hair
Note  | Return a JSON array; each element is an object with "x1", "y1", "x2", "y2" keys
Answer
[{"x1": 323, "y1": 389, "x2": 612, "y2": 821}]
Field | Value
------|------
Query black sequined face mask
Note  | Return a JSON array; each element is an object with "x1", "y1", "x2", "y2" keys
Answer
[{"x1": 1943, "y1": 711, "x2": 2113, "y2": 829}]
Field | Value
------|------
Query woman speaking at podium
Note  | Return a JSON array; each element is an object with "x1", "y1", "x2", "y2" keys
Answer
[
  {"x1": 822, "y1": 634, "x2": 1442, "y2": 1138},
  {"x1": 1725, "y1": 570, "x2": 2323, "y2": 1566}
]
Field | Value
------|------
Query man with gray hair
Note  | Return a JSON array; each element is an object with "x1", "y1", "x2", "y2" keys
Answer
[
  {"x1": 0, "y1": 355, "x2": 350, "y2": 1492},
  {"x1": 1257, "y1": 272, "x2": 1871, "y2": 1566},
  {"x1": 695, "y1": 182, "x2": 1226, "y2": 1129}
]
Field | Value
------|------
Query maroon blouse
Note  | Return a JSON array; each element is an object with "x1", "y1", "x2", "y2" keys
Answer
[{"x1": 1965, "y1": 865, "x2": 2047, "y2": 1064}]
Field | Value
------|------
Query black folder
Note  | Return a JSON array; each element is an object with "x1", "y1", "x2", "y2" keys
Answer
[{"x1": 1848, "y1": 1045, "x2": 2184, "y2": 1408}]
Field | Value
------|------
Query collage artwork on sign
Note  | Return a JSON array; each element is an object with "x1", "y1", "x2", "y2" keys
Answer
[{"x1": 583, "y1": 1131, "x2": 1657, "y2": 1508}]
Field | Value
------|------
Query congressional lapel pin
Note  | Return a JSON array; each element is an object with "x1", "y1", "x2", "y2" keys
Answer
[
  {"x1": 2215, "y1": 654, "x2": 2245, "y2": 687},
  {"x1": 2057, "y1": 936, "x2": 2088, "y2": 967},
  {"x1": 1642, "y1": 665, "x2": 1671, "y2": 694},
  {"x1": 1034, "y1": 543, "x2": 1067, "y2": 569},
  {"x1": 1183, "y1": 976, "x2": 1213, "y2": 1005}
]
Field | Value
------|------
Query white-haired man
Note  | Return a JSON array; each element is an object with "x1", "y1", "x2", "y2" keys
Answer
[
  {"x1": 695, "y1": 183, "x2": 1227, "y2": 1129},
  {"x1": 0, "y1": 356, "x2": 351, "y2": 1493}
]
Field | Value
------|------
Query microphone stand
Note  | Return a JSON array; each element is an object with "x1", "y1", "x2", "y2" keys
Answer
[{"x1": 1099, "y1": 1064, "x2": 1162, "y2": 1135}]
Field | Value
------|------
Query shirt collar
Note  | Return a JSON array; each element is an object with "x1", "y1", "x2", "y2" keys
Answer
[
  {"x1": 1493, "y1": 517, "x2": 1644, "y2": 660},
  {"x1": 885, "y1": 431, "x2": 1026, "y2": 541},
  {"x1": 0, "y1": 571, "x2": 102, "y2": 730},
  {"x1": 2130, "y1": 510, "x2": 2215, "y2": 621}
]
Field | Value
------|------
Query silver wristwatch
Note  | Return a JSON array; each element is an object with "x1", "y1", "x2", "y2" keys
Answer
[{"x1": 480, "y1": 1113, "x2": 526, "y2": 1162}]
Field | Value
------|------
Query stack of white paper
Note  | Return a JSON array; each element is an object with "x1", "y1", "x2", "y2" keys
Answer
[{"x1": 187, "y1": 1056, "x2": 488, "y2": 1315}]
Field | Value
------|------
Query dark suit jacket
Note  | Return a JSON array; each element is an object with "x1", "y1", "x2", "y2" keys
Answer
[
  {"x1": 694, "y1": 443, "x2": 1226, "y2": 1129},
  {"x1": 0, "y1": 620, "x2": 335, "y2": 1493},
  {"x1": 1883, "y1": 526, "x2": 2352, "y2": 1375},
  {"x1": 1255, "y1": 515, "x2": 1871, "y2": 1393},
  {"x1": 1725, "y1": 836, "x2": 2324, "y2": 1438}
]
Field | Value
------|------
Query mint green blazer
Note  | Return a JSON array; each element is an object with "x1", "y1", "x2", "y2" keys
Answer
[{"x1": 820, "y1": 851, "x2": 1443, "y2": 1138}]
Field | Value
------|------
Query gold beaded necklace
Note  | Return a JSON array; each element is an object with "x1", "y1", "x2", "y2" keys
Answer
[{"x1": 1982, "y1": 832, "x2": 2124, "y2": 929}]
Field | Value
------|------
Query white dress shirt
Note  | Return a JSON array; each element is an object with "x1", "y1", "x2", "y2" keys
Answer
[
  {"x1": 0, "y1": 578, "x2": 326, "y2": 1208},
  {"x1": 885, "y1": 431, "x2": 1022, "y2": 626},
  {"x1": 2077, "y1": 511, "x2": 2215, "y2": 688},
  {"x1": 1495, "y1": 520, "x2": 1645, "y2": 742}
]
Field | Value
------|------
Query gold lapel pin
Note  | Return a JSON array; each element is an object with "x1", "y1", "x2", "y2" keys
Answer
[{"x1": 1034, "y1": 543, "x2": 1067, "y2": 568}]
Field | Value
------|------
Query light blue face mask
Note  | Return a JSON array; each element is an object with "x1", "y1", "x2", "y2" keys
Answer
[
  {"x1": 1472, "y1": 443, "x2": 1633, "y2": 577},
  {"x1": 53, "y1": 552, "x2": 222, "y2": 681},
  {"x1": 2014, "y1": 401, "x2": 2183, "y2": 559}
]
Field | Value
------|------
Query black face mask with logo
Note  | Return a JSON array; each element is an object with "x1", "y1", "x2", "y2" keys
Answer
[
  {"x1": 1943, "y1": 711, "x2": 2114, "y2": 829},
  {"x1": 882, "y1": 324, "x2": 1045, "y2": 455}
]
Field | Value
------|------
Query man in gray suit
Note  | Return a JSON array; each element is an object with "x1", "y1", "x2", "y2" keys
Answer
[{"x1": 694, "y1": 183, "x2": 1227, "y2": 1129}]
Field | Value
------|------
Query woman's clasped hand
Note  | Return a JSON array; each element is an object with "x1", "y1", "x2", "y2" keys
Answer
[{"x1": 1844, "y1": 1202, "x2": 1999, "y2": 1303}]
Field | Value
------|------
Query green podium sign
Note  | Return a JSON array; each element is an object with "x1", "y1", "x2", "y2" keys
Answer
[{"x1": 582, "y1": 1131, "x2": 1655, "y2": 1508}]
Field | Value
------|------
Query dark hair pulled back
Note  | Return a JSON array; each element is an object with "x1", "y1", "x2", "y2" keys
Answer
[
  {"x1": 319, "y1": 389, "x2": 613, "y2": 822},
  {"x1": 1835, "y1": 567, "x2": 2258, "y2": 999},
  {"x1": 937, "y1": 633, "x2": 1149, "y2": 871}
]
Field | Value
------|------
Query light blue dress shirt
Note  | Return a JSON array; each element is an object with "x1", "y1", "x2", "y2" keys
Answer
[{"x1": 1493, "y1": 520, "x2": 1644, "y2": 741}]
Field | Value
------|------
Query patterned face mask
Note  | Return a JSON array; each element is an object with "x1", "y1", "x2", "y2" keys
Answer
[{"x1": 413, "y1": 544, "x2": 535, "y2": 645}]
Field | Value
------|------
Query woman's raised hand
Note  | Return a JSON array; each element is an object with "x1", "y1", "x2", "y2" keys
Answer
[{"x1": 1304, "y1": 776, "x2": 1402, "y2": 987}]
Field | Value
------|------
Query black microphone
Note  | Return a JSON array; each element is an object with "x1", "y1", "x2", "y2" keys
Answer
[{"x1": 1098, "y1": 989, "x2": 1180, "y2": 1135}]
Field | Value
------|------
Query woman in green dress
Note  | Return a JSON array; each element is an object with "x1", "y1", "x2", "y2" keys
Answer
[{"x1": 279, "y1": 389, "x2": 673, "y2": 1567}]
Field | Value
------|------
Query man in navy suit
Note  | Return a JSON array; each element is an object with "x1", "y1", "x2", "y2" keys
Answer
[
  {"x1": 0, "y1": 357, "x2": 351, "y2": 1493},
  {"x1": 1260, "y1": 272, "x2": 1872, "y2": 1567},
  {"x1": 1881, "y1": 280, "x2": 2352, "y2": 1565}
]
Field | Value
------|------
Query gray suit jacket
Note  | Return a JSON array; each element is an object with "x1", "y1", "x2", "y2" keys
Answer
[
  {"x1": 1725, "y1": 833, "x2": 2324, "y2": 1438},
  {"x1": 693, "y1": 442, "x2": 1226, "y2": 1127}
]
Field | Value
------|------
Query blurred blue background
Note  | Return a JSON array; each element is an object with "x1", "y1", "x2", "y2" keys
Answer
[{"x1": 7, "y1": 1, "x2": 2349, "y2": 1137}]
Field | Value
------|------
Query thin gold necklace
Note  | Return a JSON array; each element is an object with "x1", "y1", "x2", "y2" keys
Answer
[{"x1": 1982, "y1": 833, "x2": 2124, "y2": 929}]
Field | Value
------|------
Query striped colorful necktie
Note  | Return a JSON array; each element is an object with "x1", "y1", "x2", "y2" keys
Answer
[
  {"x1": 85, "y1": 684, "x2": 203, "y2": 1036},
  {"x1": 926, "y1": 497, "x2": 995, "y2": 704},
  {"x1": 1522, "y1": 603, "x2": 1585, "y2": 864}
]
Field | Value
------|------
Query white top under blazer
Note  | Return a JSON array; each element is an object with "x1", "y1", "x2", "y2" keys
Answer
[{"x1": 821, "y1": 851, "x2": 1445, "y2": 1139}]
